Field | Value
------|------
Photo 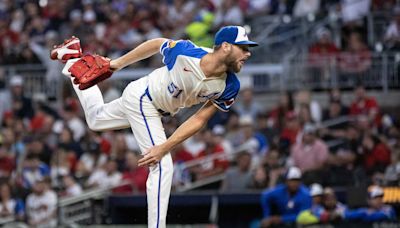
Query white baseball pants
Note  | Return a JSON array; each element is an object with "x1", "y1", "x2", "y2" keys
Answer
[{"x1": 63, "y1": 60, "x2": 173, "y2": 228}]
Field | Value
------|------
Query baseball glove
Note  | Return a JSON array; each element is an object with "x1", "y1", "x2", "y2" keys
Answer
[{"x1": 68, "y1": 54, "x2": 113, "y2": 90}]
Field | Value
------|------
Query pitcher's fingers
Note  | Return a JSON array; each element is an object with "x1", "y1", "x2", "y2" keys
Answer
[{"x1": 138, "y1": 156, "x2": 153, "y2": 167}]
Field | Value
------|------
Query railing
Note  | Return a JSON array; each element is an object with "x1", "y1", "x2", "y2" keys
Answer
[
  {"x1": 2, "y1": 64, "x2": 63, "y2": 99},
  {"x1": 174, "y1": 115, "x2": 354, "y2": 192},
  {"x1": 248, "y1": 13, "x2": 343, "y2": 63},
  {"x1": 57, "y1": 180, "x2": 132, "y2": 226},
  {"x1": 283, "y1": 53, "x2": 400, "y2": 92},
  {"x1": 3, "y1": 53, "x2": 397, "y2": 101}
]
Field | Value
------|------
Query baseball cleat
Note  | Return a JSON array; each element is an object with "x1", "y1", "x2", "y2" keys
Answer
[{"x1": 50, "y1": 36, "x2": 82, "y2": 62}]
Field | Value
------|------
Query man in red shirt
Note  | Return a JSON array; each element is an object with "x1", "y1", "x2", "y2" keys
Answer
[
  {"x1": 192, "y1": 130, "x2": 229, "y2": 180},
  {"x1": 361, "y1": 134, "x2": 391, "y2": 175},
  {"x1": 350, "y1": 85, "x2": 380, "y2": 127},
  {"x1": 0, "y1": 141, "x2": 14, "y2": 178},
  {"x1": 113, "y1": 152, "x2": 148, "y2": 194},
  {"x1": 308, "y1": 27, "x2": 339, "y2": 66}
]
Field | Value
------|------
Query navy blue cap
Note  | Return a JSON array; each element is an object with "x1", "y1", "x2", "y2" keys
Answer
[{"x1": 214, "y1": 26, "x2": 258, "y2": 47}]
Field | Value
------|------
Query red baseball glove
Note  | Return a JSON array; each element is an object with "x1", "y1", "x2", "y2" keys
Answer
[{"x1": 68, "y1": 54, "x2": 113, "y2": 90}]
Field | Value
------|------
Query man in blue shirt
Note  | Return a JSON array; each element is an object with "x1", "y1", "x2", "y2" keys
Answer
[
  {"x1": 344, "y1": 185, "x2": 397, "y2": 222},
  {"x1": 260, "y1": 167, "x2": 312, "y2": 227}
]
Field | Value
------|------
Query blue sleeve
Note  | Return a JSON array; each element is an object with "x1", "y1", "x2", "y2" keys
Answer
[
  {"x1": 160, "y1": 40, "x2": 207, "y2": 70},
  {"x1": 261, "y1": 190, "x2": 272, "y2": 218},
  {"x1": 363, "y1": 207, "x2": 397, "y2": 222},
  {"x1": 212, "y1": 73, "x2": 240, "y2": 112},
  {"x1": 281, "y1": 213, "x2": 298, "y2": 223},
  {"x1": 15, "y1": 199, "x2": 25, "y2": 216},
  {"x1": 344, "y1": 208, "x2": 366, "y2": 221}
]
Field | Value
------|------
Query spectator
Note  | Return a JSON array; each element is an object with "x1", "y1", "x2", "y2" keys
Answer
[
  {"x1": 111, "y1": 133, "x2": 128, "y2": 172},
  {"x1": 62, "y1": 175, "x2": 82, "y2": 197},
  {"x1": 75, "y1": 140, "x2": 107, "y2": 179},
  {"x1": 62, "y1": 175, "x2": 83, "y2": 197},
  {"x1": 268, "y1": 91, "x2": 295, "y2": 131},
  {"x1": 0, "y1": 139, "x2": 15, "y2": 178},
  {"x1": 29, "y1": 30, "x2": 63, "y2": 99},
  {"x1": 57, "y1": 127, "x2": 83, "y2": 159},
  {"x1": 324, "y1": 88, "x2": 349, "y2": 122},
  {"x1": 167, "y1": 0, "x2": 197, "y2": 29},
  {"x1": 308, "y1": 27, "x2": 340, "y2": 87},
  {"x1": 86, "y1": 159, "x2": 122, "y2": 189},
  {"x1": 345, "y1": 185, "x2": 396, "y2": 222},
  {"x1": 296, "y1": 183, "x2": 323, "y2": 225},
  {"x1": 25, "y1": 136, "x2": 52, "y2": 166},
  {"x1": 384, "y1": 7, "x2": 400, "y2": 50},
  {"x1": 192, "y1": 130, "x2": 229, "y2": 180},
  {"x1": 340, "y1": 0, "x2": 371, "y2": 26},
  {"x1": 268, "y1": 0, "x2": 296, "y2": 15},
  {"x1": 26, "y1": 178, "x2": 57, "y2": 227},
  {"x1": 235, "y1": 115, "x2": 268, "y2": 163},
  {"x1": 171, "y1": 144, "x2": 195, "y2": 188},
  {"x1": 295, "y1": 90, "x2": 322, "y2": 124},
  {"x1": 212, "y1": 125, "x2": 234, "y2": 160},
  {"x1": 183, "y1": 130, "x2": 205, "y2": 157},
  {"x1": 321, "y1": 187, "x2": 347, "y2": 223},
  {"x1": 338, "y1": 32, "x2": 372, "y2": 85},
  {"x1": 384, "y1": 147, "x2": 400, "y2": 186},
  {"x1": 361, "y1": 133, "x2": 391, "y2": 175},
  {"x1": 246, "y1": 0, "x2": 272, "y2": 17},
  {"x1": 0, "y1": 182, "x2": 24, "y2": 222},
  {"x1": 261, "y1": 149, "x2": 285, "y2": 188},
  {"x1": 260, "y1": 167, "x2": 312, "y2": 227},
  {"x1": 224, "y1": 111, "x2": 241, "y2": 144},
  {"x1": 9, "y1": 75, "x2": 35, "y2": 120},
  {"x1": 0, "y1": 19, "x2": 19, "y2": 63},
  {"x1": 20, "y1": 154, "x2": 50, "y2": 191},
  {"x1": 50, "y1": 148, "x2": 75, "y2": 188},
  {"x1": 0, "y1": 67, "x2": 9, "y2": 124},
  {"x1": 293, "y1": 0, "x2": 320, "y2": 18},
  {"x1": 350, "y1": 85, "x2": 380, "y2": 127},
  {"x1": 234, "y1": 88, "x2": 262, "y2": 120},
  {"x1": 171, "y1": 144, "x2": 195, "y2": 165},
  {"x1": 279, "y1": 111, "x2": 301, "y2": 154},
  {"x1": 63, "y1": 98, "x2": 86, "y2": 142},
  {"x1": 113, "y1": 152, "x2": 148, "y2": 194},
  {"x1": 60, "y1": 9, "x2": 92, "y2": 45},
  {"x1": 320, "y1": 89, "x2": 350, "y2": 140},
  {"x1": 220, "y1": 151, "x2": 252, "y2": 192},
  {"x1": 290, "y1": 124, "x2": 329, "y2": 185},
  {"x1": 214, "y1": 0, "x2": 244, "y2": 27},
  {"x1": 257, "y1": 113, "x2": 279, "y2": 148},
  {"x1": 248, "y1": 166, "x2": 269, "y2": 190},
  {"x1": 310, "y1": 183, "x2": 323, "y2": 207}
]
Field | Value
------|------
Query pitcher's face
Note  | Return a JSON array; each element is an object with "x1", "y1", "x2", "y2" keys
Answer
[{"x1": 225, "y1": 44, "x2": 251, "y2": 73}]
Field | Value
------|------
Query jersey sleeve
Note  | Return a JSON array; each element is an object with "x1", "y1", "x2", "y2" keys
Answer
[
  {"x1": 212, "y1": 73, "x2": 240, "y2": 112},
  {"x1": 159, "y1": 40, "x2": 194, "y2": 70}
]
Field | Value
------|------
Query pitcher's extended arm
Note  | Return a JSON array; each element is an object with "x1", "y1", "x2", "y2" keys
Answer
[{"x1": 110, "y1": 38, "x2": 168, "y2": 71}]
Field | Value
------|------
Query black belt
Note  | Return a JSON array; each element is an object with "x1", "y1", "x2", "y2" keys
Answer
[{"x1": 145, "y1": 88, "x2": 171, "y2": 117}]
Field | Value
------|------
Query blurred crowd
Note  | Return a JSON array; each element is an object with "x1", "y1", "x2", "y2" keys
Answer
[
  {"x1": 0, "y1": 71, "x2": 399, "y2": 225},
  {"x1": 0, "y1": 0, "x2": 398, "y2": 67},
  {"x1": 0, "y1": 0, "x2": 399, "y2": 226}
]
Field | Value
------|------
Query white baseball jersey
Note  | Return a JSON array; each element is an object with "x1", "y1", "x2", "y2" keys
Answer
[
  {"x1": 64, "y1": 39, "x2": 241, "y2": 228},
  {"x1": 147, "y1": 40, "x2": 240, "y2": 115}
]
